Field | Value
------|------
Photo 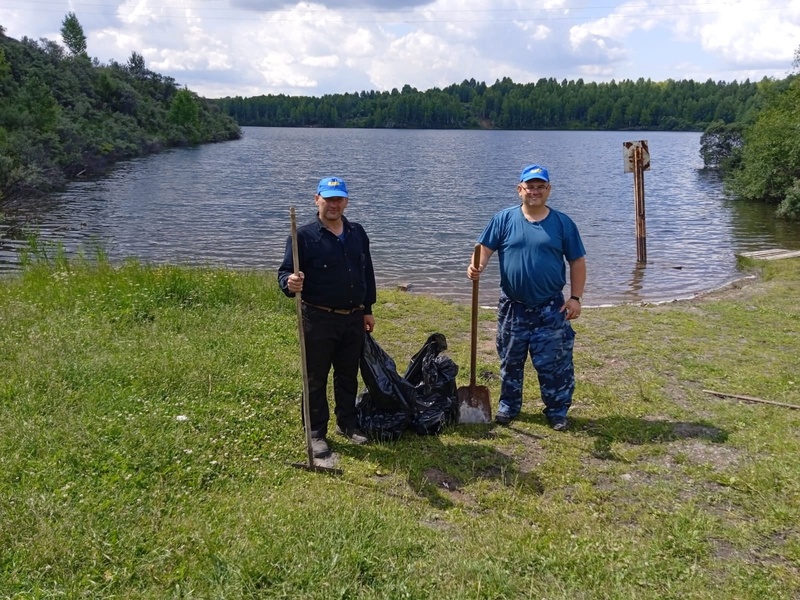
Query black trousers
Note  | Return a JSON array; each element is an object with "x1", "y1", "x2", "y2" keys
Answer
[{"x1": 302, "y1": 305, "x2": 365, "y2": 438}]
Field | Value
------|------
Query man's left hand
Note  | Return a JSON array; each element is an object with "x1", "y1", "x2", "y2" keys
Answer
[{"x1": 561, "y1": 298, "x2": 582, "y2": 320}]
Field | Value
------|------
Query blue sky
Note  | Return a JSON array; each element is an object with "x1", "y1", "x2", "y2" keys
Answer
[{"x1": 2, "y1": 0, "x2": 799, "y2": 99}]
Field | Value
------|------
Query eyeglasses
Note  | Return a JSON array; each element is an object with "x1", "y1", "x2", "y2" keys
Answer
[{"x1": 520, "y1": 183, "x2": 549, "y2": 192}]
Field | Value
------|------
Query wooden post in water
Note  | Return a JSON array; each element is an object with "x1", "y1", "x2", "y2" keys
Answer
[
  {"x1": 624, "y1": 140, "x2": 650, "y2": 264},
  {"x1": 633, "y1": 146, "x2": 647, "y2": 263}
]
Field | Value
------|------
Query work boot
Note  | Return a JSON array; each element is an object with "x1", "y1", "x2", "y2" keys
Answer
[
  {"x1": 311, "y1": 436, "x2": 331, "y2": 458},
  {"x1": 335, "y1": 425, "x2": 368, "y2": 445},
  {"x1": 494, "y1": 412, "x2": 513, "y2": 426}
]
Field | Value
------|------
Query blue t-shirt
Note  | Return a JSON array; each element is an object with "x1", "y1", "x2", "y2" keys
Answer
[{"x1": 478, "y1": 205, "x2": 585, "y2": 307}]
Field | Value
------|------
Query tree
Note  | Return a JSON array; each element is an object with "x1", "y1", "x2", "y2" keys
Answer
[
  {"x1": 777, "y1": 181, "x2": 800, "y2": 220},
  {"x1": 60, "y1": 12, "x2": 87, "y2": 57},
  {"x1": 169, "y1": 89, "x2": 200, "y2": 123},
  {"x1": 127, "y1": 51, "x2": 147, "y2": 79},
  {"x1": 725, "y1": 75, "x2": 800, "y2": 216},
  {"x1": 0, "y1": 47, "x2": 10, "y2": 84},
  {"x1": 19, "y1": 75, "x2": 60, "y2": 132},
  {"x1": 168, "y1": 88, "x2": 201, "y2": 143}
]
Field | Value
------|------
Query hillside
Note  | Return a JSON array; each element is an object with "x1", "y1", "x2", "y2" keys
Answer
[{"x1": 0, "y1": 25, "x2": 241, "y2": 202}]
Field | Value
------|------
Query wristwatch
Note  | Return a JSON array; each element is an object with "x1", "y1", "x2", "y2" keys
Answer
[{"x1": 569, "y1": 295, "x2": 582, "y2": 303}]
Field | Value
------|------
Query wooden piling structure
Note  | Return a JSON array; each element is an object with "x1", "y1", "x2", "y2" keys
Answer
[
  {"x1": 624, "y1": 140, "x2": 650, "y2": 264},
  {"x1": 633, "y1": 145, "x2": 647, "y2": 263}
]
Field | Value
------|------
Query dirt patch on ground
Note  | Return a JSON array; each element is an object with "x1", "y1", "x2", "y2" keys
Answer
[
  {"x1": 422, "y1": 467, "x2": 462, "y2": 490},
  {"x1": 421, "y1": 467, "x2": 477, "y2": 506}
]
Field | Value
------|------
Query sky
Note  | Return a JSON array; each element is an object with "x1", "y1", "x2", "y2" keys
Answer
[{"x1": 2, "y1": 0, "x2": 800, "y2": 99}]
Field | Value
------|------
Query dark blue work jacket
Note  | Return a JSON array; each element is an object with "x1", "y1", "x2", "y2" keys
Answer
[{"x1": 278, "y1": 215, "x2": 376, "y2": 314}]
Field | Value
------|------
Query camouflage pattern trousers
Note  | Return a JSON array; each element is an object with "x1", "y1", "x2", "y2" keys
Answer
[{"x1": 495, "y1": 293, "x2": 576, "y2": 420}]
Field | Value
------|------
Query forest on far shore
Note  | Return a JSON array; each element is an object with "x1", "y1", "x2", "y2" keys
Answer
[{"x1": 214, "y1": 75, "x2": 769, "y2": 132}]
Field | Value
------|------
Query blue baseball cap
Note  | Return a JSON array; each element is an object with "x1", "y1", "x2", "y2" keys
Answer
[
  {"x1": 317, "y1": 176, "x2": 349, "y2": 198},
  {"x1": 520, "y1": 164, "x2": 550, "y2": 183}
]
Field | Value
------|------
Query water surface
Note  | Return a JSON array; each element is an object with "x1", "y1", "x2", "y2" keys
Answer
[{"x1": 2, "y1": 127, "x2": 799, "y2": 307}]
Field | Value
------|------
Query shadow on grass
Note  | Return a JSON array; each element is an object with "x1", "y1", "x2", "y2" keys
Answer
[
  {"x1": 516, "y1": 412, "x2": 729, "y2": 460},
  {"x1": 334, "y1": 427, "x2": 544, "y2": 509},
  {"x1": 491, "y1": 410, "x2": 729, "y2": 461},
  {"x1": 327, "y1": 413, "x2": 727, "y2": 506},
  {"x1": 577, "y1": 414, "x2": 729, "y2": 460}
]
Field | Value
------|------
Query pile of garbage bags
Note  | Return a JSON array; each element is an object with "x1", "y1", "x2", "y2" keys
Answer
[{"x1": 357, "y1": 332, "x2": 459, "y2": 441}]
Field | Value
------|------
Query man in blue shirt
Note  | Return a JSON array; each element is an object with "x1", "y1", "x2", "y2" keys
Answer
[
  {"x1": 467, "y1": 164, "x2": 586, "y2": 431},
  {"x1": 279, "y1": 176, "x2": 376, "y2": 458}
]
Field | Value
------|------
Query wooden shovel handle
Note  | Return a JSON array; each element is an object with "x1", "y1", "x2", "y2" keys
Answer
[
  {"x1": 470, "y1": 244, "x2": 480, "y2": 388},
  {"x1": 291, "y1": 207, "x2": 315, "y2": 466}
]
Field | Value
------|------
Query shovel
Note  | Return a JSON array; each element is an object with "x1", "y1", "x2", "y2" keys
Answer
[
  {"x1": 457, "y1": 244, "x2": 492, "y2": 424},
  {"x1": 288, "y1": 207, "x2": 343, "y2": 476}
]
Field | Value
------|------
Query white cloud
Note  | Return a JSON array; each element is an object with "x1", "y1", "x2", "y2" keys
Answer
[
  {"x1": 117, "y1": 0, "x2": 161, "y2": 26},
  {"x1": 93, "y1": 28, "x2": 143, "y2": 57},
  {"x1": 568, "y1": 27, "x2": 628, "y2": 62},
  {"x1": 518, "y1": 23, "x2": 551, "y2": 42},
  {"x1": 368, "y1": 30, "x2": 457, "y2": 90},
  {"x1": 697, "y1": 0, "x2": 800, "y2": 67},
  {"x1": 301, "y1": 55, "x2": 340, "y2": 68},
  {"x1": 256, "y1": 51, "x2": 318, "y2": 87},
  {"x1": 343, "y1": 28, "x2": 375, "y2": 57}
]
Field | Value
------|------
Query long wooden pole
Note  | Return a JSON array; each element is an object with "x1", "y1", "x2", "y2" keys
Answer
[
  {"x1": 634, "y1": 146, "x2": 647, "y2": 263},
  {"x1": 289, "y1": 208, "x2": 342, "y2": 475},
  {"x1": 291, "y1": 207, "x2": 315, "y2": 466},
  {"x1": 703, "y1": 389, "x2": 800, "y2": 410},
  {"x1": 469, "y1": 244, "x2": 480, "y2": 389},
  {"x1": 288, "y1": 209, "x2": 342, "y2": 475}
]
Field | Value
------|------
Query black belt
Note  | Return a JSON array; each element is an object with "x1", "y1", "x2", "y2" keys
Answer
[{"x1": 303, "y1": 302, "x2": 364, "y2": 315}]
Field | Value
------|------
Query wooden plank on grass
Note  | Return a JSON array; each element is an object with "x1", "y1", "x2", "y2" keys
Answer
[
  {"x1": 703, "y1": 389, "x2": 800, "y2": 410},
  {"x1": 738, "y1": 249, "x2": 800, "y2": 260}
]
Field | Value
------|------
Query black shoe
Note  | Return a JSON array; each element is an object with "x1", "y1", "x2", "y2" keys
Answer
[
  {"x1": 311, "y1": 436, "x2": 331, "y2": 458},
  {"x1": 335, "y1": 425, "x2": 368, "y2": 445},
  {"x1": 549, "y1": 417, "x2": 568, "y2": 432},
  {"x1": 494, "y1": 412, "x2": 513, "y2": 426}
]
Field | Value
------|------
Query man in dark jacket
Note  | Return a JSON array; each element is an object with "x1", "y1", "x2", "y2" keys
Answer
[{"x1": 278, "y1": 176, "x2": 376, "y2": 458}]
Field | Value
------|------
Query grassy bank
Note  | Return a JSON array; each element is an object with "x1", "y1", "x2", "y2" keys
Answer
[{"x1": 1, "y1": 254, "x2": 799, "y2": 599}]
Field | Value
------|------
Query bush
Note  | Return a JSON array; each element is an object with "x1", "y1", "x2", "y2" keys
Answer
[
  {"x1": 776, "y1": 179, "x2": 800, "y2": 220},
  {"x1": 724, "y1": 77, "x2": 800, "y2": 205}
]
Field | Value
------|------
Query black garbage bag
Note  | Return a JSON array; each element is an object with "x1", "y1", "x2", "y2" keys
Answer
[
  {"x1": 403, "y1": 333, "x2": 460, "y2": 435},
  {"x1": 355, "y1": 391, "x2": 411, "y2": 442},
  {"x1": 357, "y1": 333, "x2": 415, "y2": 441},
  {"x1": 358, "y1": 332, "x2": 459, "y2": 439}
]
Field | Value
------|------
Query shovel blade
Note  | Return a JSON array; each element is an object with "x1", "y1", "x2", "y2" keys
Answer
[{"x1": 457, "y1": 385, "x2": 492, "y2": 424}]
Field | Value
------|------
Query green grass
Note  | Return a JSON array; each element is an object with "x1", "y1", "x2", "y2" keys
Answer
[{"x1": 1, "y1": 253, "x2": 799, "y2": 599}]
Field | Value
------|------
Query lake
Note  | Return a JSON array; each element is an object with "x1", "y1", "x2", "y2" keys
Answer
[{"x1": 2, "y1": 127, "x2": 800, "y2": 307}]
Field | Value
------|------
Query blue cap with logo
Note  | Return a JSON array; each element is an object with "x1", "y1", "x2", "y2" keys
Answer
[
  {"x1": 317, "y1": 176, "x2": 349, "y2": 198},
  {"x1": 519, "y1": 164, "x2": 550, "y2": 183}
]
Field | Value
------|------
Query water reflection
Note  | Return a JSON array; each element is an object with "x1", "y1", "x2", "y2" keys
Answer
[
  {"x1": 624, "y1": 264, "x2": 646, "y2": 305},
  {"x1": 2, "y1": 128, "x2": 800, "y2": 307}
]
